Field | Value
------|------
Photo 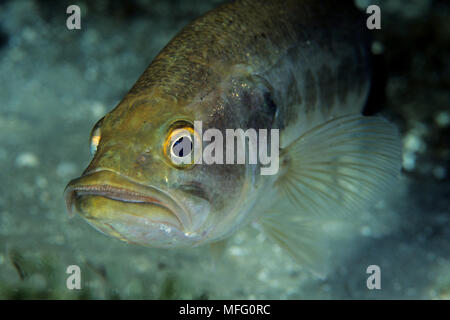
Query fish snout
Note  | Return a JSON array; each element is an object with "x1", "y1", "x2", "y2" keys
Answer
[{"x1": 64, "y1": 170, "x2": 201, "y2": 247}]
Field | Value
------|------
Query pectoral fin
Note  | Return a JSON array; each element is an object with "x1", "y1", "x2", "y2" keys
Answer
[
  {"x1": 276, "y1": 114, "x2": 402, "y2": 217},
  {"x1": 257, "y1": 114, "x2": 401, "y2": 276}
]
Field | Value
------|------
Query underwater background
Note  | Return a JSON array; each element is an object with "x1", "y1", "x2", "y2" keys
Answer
[{"x1": 0, "y1": 0, "x2": 448, "y2": 299}]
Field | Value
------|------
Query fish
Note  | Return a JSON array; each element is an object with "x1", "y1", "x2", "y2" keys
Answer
[{"x1": 65, "y1": 0, "x2": 402, "y2": 275}]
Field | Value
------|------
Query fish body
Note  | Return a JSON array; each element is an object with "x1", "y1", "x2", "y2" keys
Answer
[{"x1": 65, "y1": 0, "x2": 401, "y2": 272}]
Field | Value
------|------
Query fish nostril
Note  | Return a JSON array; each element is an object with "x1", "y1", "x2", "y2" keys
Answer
[
  {"x1": 136, "y1": 153, "x2": 151, "y2": 165},
  {"x1": 137, "y1": 155, "x2": 146, "y2": 164}
]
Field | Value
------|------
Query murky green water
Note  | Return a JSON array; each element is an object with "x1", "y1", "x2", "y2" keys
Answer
[{"x1": 0, "y1": 0, "x2": 448, "y2": 299}]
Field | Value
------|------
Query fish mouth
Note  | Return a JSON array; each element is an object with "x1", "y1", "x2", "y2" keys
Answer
[{"x1": 64, "y1": 170, "x2": 191, "y2": 242}]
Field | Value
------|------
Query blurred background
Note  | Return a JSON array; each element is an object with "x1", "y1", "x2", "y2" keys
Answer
[{"x1": 0, "y1": 0, "x2": 448, "y2": 299}]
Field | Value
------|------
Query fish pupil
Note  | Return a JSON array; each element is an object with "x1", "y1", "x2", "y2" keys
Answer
[{"x1": 173, "y1": 136, "x2": 193, "y2": 157}]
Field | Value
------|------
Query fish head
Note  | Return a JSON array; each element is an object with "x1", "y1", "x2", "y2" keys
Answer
[{"x1": 65, "y1": 91, "x2": 254, "y2": 248}]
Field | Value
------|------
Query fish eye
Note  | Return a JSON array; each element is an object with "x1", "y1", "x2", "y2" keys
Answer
[
  {"x1": 164, "y1": 122, "x2": 200, "y2": 168},
  {"x1": 89, "y1": 117, "x2": 103, "y2": 156}
]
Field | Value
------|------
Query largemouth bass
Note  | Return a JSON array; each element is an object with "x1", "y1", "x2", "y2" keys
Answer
[{"x1": 65, "y1": 0, "x2": 401, "y2": 274}]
